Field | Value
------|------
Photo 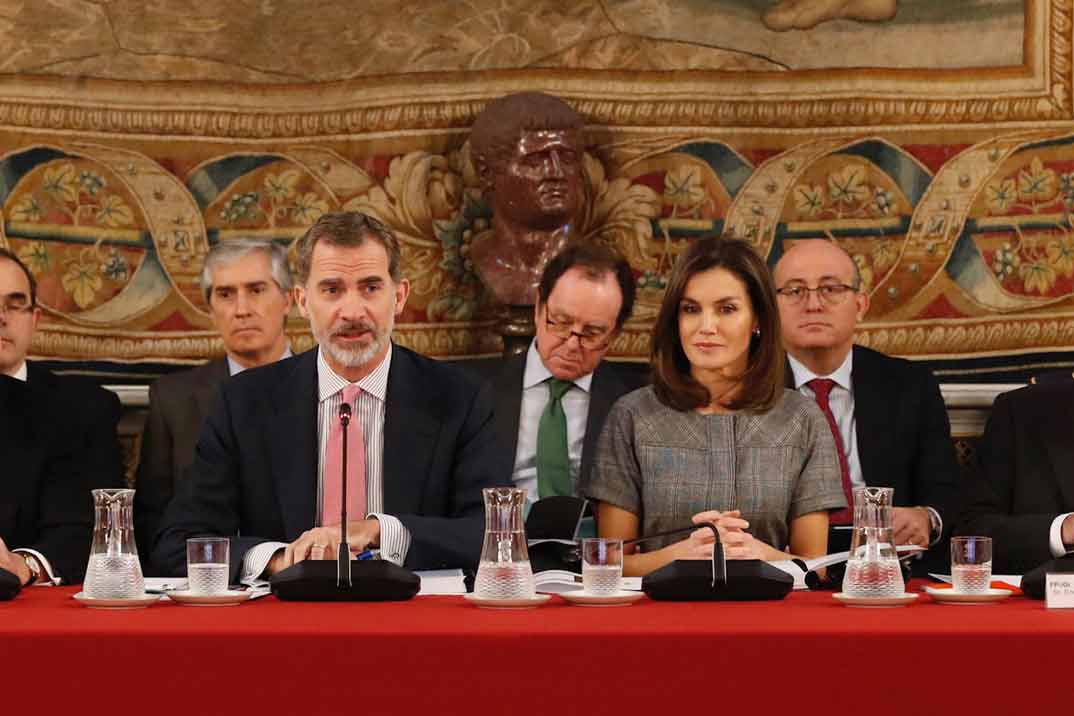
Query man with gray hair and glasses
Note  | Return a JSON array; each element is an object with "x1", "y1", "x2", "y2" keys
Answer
[
  {"x1": 136, "y1": 238, "x2": 294, "y2": 563},
  {"x1": 772, "y1": 239, "x2": 959, "y2": 572},
  {"x1": 152, "y1": 212, "x2": 507, "y2": 581}
]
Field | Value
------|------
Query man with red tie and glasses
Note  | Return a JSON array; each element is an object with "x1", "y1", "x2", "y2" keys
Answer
[
  {"x1": 152, "y1": 212, "x2": 509, "y2": 582},
  {"x1": 772, "y1": 239, "x2": 959, "y2": 570}
]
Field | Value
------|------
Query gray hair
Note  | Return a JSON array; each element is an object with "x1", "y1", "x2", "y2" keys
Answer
[{"x1": 200, "y1": 238, "x2": 293, "y2": 304}]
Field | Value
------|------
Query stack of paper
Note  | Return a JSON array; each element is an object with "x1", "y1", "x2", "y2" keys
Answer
[{"x1": 416, "y1": 569, "x2": 468, "y2": 595}]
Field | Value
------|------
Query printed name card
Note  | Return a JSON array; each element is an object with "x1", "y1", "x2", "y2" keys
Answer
[{"x1": 1045, "y1": 573, "x2": 1074, "y2": 609}]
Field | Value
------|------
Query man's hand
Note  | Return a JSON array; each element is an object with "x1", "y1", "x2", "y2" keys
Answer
[
  {"x1": 892, "y1": 507, "x2": 931, "y2": 547},
  {"x1": 265, "y1": 519, "x2": 381, "y2": 577},
  {"x1": 0, "y1": 538, "x2": 32, "y2": 586}
]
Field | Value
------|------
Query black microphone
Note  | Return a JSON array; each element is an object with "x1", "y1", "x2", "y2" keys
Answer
[
  {"x1": 627, "y1": 523, "x2": 727, "y2": 589},
  {"x1": 632, "y1": 522, "x2": 794, "y2": 601},
  {"x1": 270, "y1": 395, "x2": 420, "y2": 602},
  {"x1": 337, "y1": 402, "x2": 352, "y2": 588}
]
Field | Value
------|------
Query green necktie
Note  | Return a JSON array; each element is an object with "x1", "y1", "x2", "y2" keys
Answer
[{"x1": 536, "y1": 378, "x2": 574, "y2": 498}]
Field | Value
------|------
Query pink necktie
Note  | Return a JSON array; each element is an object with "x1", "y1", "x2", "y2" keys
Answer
[
  {"x1": 807, "y1": 378, "x2": 853, "y2": 525},
  {"x1": 321, "y1": 384, "x2": 366, "y2": 527}
]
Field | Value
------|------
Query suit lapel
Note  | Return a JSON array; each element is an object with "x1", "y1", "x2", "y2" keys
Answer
[
  {"x1": 491, "y1": 352, "x2": 526, "y2": 466},
  {"x1": 850, "y1": 346, "x2": 895, "y2": 490},
  {"x1": 1041, "y1": 384, "x2": 1074, "y2": 510},
  {"x1": 382, "y1": 348, "x2": 439, "y2": 515},
  {"x1": 0, "y1": 375, "x2": 34, "y2": 534},
  {"x1": 191, "y1": 359, "x2": 229, "y2": 423},
  {"x1": 266, "y1": 352, "x2": 319, "y2": 540}
]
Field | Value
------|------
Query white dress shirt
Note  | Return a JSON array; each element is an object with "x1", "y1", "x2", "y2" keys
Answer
[
  {"x1": 9, "y1": 360, "x2": 59, "y2": 585},
  {"x1": 511, "y1": 341, "x2": 594, "y2": 506},
  {"x1": 1049, "y1": 513, "x2": 1073, "y2": 557},
  {"x1": 788, "y1": 351, "x2": 942, "y2": 544},
  {"x1": 241, "y1": 345, "x2": 411, "y2": 582}
]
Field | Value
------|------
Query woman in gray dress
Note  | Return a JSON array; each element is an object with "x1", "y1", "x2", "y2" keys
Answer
[{"x1": 582, "y1": 237, "x2": 846, "y2": 576}]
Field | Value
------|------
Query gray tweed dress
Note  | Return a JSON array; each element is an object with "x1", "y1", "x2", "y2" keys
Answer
[{"x1": 582, "y1": 386, "x2": 847, "y2": 552}]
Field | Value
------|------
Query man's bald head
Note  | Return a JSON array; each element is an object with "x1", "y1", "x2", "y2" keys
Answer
[
  {"x1": 773, "y1": 239, "x2": 869, "y2": 373},
  {"x1": 773, "y1": 239, "x2": 861, "y2": 290}
]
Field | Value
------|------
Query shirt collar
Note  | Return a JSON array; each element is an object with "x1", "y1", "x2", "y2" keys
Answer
[
  {"x1": 788, "y1": 349, "x2": 853, "y2": 392},
  {"x1": 522, "y1": 339, "x2": 594, "y2": 393},
  {"x1": 317, "y1": 343, "x2": 392, "y2": 403},
  {"x1": 10, "y1": 361, "x2": 27, "y2": 382},
  {"x1": 227, "y1": 345, "x2": 293, "y2": 377}
]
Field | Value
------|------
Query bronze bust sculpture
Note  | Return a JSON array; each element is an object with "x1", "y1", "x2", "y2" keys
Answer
[{"x1": 470, "y1": 92, "x2": 584, "y2": 307}]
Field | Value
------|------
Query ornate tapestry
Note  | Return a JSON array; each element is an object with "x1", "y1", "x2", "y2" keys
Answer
[{"x1": 1, "y1": 0, "x2": 1068, "y2": 380}]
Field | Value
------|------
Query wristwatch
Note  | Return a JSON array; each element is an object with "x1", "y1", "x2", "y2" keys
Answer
[{"x1": 21, "y1": 554, "x2": 40, "y2": 586}]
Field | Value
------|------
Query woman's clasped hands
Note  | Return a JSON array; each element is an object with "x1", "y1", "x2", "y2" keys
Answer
[{"x1": 670, "y1": 510, "x2": 769, "y2": 561}]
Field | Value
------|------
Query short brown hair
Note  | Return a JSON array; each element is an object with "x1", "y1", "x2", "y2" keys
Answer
[
  {"x1": 293, "y1": 212, "x2": 402, "y2": 285},
  {"x1": 537, "y1": 243, "x2": 636, "y2": 330},
  {"x1": 651, "y1": 237, "x2": 784, "y2": 413}
]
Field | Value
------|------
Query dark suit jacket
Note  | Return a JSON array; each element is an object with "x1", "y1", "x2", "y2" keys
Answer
[
  {"x1": 484, "y1": 348, "x2": 647, "y2": 491},
  {"x1": 788, "y1": 345, "x2": 961, "y2": 567},
  {"x1": 152, "y1": 346, "x2": 511, "y2": 580},
  {"x1": 0, "y1": 363, "x2": 123, "y2": 583},
  {"x1": 134, "y1": 358, "x2": 228, "y2": 561},
  {"x1": 957, "y1": 382, "x2": 1074, "y2": 573}
]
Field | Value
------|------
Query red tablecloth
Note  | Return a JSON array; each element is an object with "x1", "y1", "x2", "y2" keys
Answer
[{"x1": 2, "y1": 582, "x2": 1067, "y2": 715}]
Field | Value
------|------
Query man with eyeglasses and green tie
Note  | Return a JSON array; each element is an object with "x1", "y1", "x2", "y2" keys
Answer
[
  {"x1": 485, "y1": 243, "x2": 643, "y2": 517},
  {"x1": 0, "y1": 247, "x2": 122, "y2": 589},
  {"x1": 772, "y1": 239, "x2": 959, "y2": 572}
]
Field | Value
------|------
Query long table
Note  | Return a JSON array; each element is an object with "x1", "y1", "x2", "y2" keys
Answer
[{"x1": 3, "y1": 582, "x2": 1067, "y2": 715}]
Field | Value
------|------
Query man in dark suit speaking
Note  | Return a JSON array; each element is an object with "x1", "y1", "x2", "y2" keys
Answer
[
  {"x1": 772, "y1": 239, "x2": 960, "y2": 566},
  {"x1": 152, "y1": 212, "x2": 509, "y2": 580},
  {"x1": 1, "y1": 248, "x2": 123, "y2": 586}
]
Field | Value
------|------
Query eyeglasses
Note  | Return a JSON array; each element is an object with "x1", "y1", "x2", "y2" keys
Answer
[
  {"x1": 0, "y1": 295, "x2": 34, "y2": 317},
  {"x1": 775, "y1": 283, "x2": 858, "y2": 306},
  {"x1": 543, "y1": 314, "x2": 612, "y2": 350}
]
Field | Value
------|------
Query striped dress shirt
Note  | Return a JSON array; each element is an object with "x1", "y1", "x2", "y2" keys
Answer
[{"x1": 240, "y1": 345, "x2": 412, "y2": 582}]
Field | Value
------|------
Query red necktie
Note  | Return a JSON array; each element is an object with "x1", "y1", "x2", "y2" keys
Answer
[
  {"x1": 322, "y1": 384, "x2": 366, "y2": 527},
  {"x1": 807, "y1": 378, "x2": 853, "y2": 525}
]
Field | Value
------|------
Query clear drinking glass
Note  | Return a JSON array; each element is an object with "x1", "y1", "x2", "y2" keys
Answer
[
  {"x1": 84, "y1": 488, "x2": 144, "y2": 599},
  {"x1": 473, "y1": 487, "x2": 536, "y2": 599},
  {"x1": 951, "y1": 536, "x2": 992, "y2": 594},
  {"x1": 842, "y1": 486, "x2": 905, "y2": 598},
  {"x1": 582, "y1": 538, "x2": 623, "y2": 595},
  {"x1": 186, "y1": 537, "x2": 230, "y2": 595}
]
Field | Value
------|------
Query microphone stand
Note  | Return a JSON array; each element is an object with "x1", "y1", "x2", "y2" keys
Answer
[
  {"x1": 337, "y1": 402, "x2": 352, "y2": 589},
  {"x1": 626, "y1": 523, "x2": 726, "y2": 591}
]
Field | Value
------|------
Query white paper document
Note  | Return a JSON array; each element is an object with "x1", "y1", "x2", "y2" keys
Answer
[
  {"x1": 770, "y1": 545, "x2": 925, "y2": 590},
  {"x1": 534, "y1": 570, "x2": 642, "y2": 594},
  {"x1": 928, "y1": 572, "x2": 1022, "y2": 588},
  {"x1": 416, "y1": 569, "x2": 468, "y2": 595}
]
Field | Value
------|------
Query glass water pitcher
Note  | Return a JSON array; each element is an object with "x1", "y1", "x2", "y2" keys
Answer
[
  {"x1": 473, "y1": 487, "x2": 536, "y2": 599},
  {"x1": 841, "y1": 486, "x2": 905, "y2": 598},
  {"x1": 83, "y1": 488, "x2": 145, "y2": 599}
]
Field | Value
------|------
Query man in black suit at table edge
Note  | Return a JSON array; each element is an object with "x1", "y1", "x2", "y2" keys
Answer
[
  {"x1": 957, "y1": 382, "x2": 1074, "y2": 573},
  {"x1": 0, "y1": 248, "x2": 123, "y2": 587},
  {"x1": 152, "y1": 212, "x2": 510, "y2": 582}
]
